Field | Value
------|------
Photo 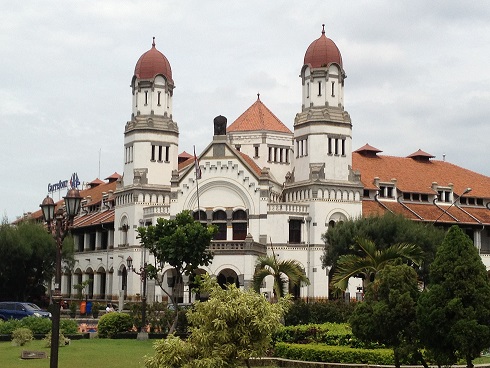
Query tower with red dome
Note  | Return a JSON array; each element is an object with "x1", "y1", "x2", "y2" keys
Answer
[
  {"x1": 292, "y1": 25, "x2": 354, "y2": 184},
  {"x1": 116, "y1": 38, "x2": 178, "y2": 246}
]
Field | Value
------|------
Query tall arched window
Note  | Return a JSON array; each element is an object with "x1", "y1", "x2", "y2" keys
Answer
[
  {"x1": 212, "y1": 210, "x2": 227, "y2": 240},
  {"x1": 232, "y1": 210, "x2": 247, "y2": 240}
]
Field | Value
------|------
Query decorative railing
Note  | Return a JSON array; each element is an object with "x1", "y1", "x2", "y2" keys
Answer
[
  {"x1": 267, "y1": 203, "x2": 309, "y2": 214},
  {"x1": 143, "y1": 205, "x2": 170, "y2": 217},
  {"x1": 209, "y1": 240, "x2": 267, "y2": 255}
]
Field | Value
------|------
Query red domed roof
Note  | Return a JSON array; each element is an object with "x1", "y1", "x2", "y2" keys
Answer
[
  {"x1": 134, "y1": 38, "x2": 173, "y2": 83},
  {"x1": 304, "y1": 25, "x2": 343, "y2": 69}
]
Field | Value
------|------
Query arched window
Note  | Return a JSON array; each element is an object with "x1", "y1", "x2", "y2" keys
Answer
[
  {"x1": 232, "y1": 210, "x2": 247, "y2": 240},
  {"x1": 212, "y1": 210, "x2": 227, "y2": 240},
  {"x1": 193, "y1": 210, "x2": 207, "y2": 226},
  {"x1": 120, "y1": 217, "x2": 129, "y2": 246}
]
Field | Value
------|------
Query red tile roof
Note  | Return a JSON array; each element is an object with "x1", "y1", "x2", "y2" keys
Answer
[
  {"x1": 105, "y1": 172, "x2": 121, "y2": 182},
  {"x1": 227, "y1": 96, "x2": 292, "y2": 134},
  {"x1": 28, "y1": 179, "x2": 117, "y2": 224},
  {"x1": 353, "y1": 151, "x2": 490, "y2": 198},
  {"x1": 238, "y1": 151, "x2": 262, "y2": 176},
  {"x1": 363, "y1": 199, "x2": 490, "y2": 226}
]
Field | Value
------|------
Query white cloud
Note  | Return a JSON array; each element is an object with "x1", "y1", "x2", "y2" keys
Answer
[{"x1": 1, "y1": 0, "x2": 490, "y2": 221}]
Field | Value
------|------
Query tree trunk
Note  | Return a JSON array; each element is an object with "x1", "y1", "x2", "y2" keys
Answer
[
  {"x1": 244, "y1": 359, "x2": 251, "y2": 368},
  {"x1": 393, "y1": 348, "x2": 401, "y2": 368},
  {"x1": 414, "y1": 350, "x2": 429, "y2": 368},
  {"x1": 466, "y1": 356, "x2": 474, "y2": 368}
]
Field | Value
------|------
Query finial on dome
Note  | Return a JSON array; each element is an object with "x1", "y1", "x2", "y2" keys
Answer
[
  {"x1": 152, "y1": 37, "x2": 156, "y2": 47},
  {"x1": 322, "y1": 24, "x2": 325, "y2": 35},
  {"x1": 257, "y1": 92, "x2": 260, "y2": 100}
]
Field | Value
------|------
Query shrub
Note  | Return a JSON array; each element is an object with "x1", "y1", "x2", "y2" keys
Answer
[
  {"x1": 145, "y1": 302, "x2": 174, "y2": 333},
  {"x1": 274, "y1": 342, "x2": 394, "y2": 365},
  {"x1": 60, "y1": 319, "x2": 79, "y2": 334},
  {"x1": 44, "y1": 331, "x2": 70, "y2": 347},
  {"x1": 69, "y1": 302, "x2": 77, "y2": 317},
  {"x1": 97, "y1": 312, "x2": 133, "y2": 338},
  {"x1": 284, "y1": 299, "x2": 355, "y2": 325},
  {"x1": 274, "y1": 323, "x2": 381, "y2": 349},
  {"x1": 274, "y1": 323, "x2": 352, "y2": 345},
  {"x1": 12, "y1": 327, "x2": 33, "y2": 346},
  {"x1": 20, "y1": 316, "x2": 51, "y2": 334},
  {"x1": 0, "y1": 319, "x2": 22, "y2": 335}
]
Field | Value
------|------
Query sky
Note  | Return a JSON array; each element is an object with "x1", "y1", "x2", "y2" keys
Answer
[{"x1": 2, "y1": 1, "x2": 490, "y2": 222}]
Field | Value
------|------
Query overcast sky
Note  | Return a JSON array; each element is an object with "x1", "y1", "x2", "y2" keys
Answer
[{"x1": 2, "y1": 1, "x2": 490, "y2": 221}]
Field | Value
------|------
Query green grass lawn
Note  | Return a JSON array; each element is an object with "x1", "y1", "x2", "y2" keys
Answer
[
  {"x1": 1, "y1": 338, "x2": 155, "y2": 368},
  {"x1": 1, "y1": 338, "x2": 278, "y2": 368}
]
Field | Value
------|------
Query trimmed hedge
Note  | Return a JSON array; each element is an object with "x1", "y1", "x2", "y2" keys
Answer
[
  {"x1": 18, "y1": 316, "x2": 51, "y2": 334},
  {"x1": 274, "y1": 323, "x2": 382, "y2": 349},
  {"x1": 0, "y1": 317, "x2": 78, "y2": 335},
  {"x1": 274, "y1": 342, "x2": 394, "y2": 365},
  {"x1": 60, "y1": 319, "x2": 79, "y2": 334},
  {"x1": 284, "y1": 300, "x2": 355, "y2": 325},
  {"x1": 274, "y1": 323, "x2": 353, "y2": 346}
]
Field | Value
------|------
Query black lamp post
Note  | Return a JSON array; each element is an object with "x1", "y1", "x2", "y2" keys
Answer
[
  {"x1": 433, "y1": 187, "x2": 472, "y2": 225},
  {"x1": 126, "y1": 256, "x2": 148, "y2": 339},
  {"x1": 40, "y1": 189, "x2": 82, "y2": 368}
]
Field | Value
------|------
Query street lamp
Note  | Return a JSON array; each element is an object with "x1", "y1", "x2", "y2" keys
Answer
[
  {"x1": 433, "y1": 187, "x2": 472, "y2": 225},
  {"x1": 40, "y1": 189, "x2": 82, "y2": 368},
  {"x1": 126, "y1": 256, "x2": 148, "y2": 339}
]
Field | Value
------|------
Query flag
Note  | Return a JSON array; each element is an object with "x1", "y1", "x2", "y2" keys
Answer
[{"x1": 194, "y1": 146, "x2": 202, "y2": 180}]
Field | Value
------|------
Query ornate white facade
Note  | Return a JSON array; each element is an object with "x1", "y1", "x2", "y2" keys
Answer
[{"x1": 63, "y1": 27, "x2": 363, "y2": 304}]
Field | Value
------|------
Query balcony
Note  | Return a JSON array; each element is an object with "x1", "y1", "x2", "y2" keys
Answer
[
  {"x1": 143, "y1": 205, "x2": 170, "y2": 218},
  {"x1": 209, "y1": 240, "x2": 267, "y2": 256}
]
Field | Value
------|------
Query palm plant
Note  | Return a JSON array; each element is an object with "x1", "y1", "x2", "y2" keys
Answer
[
  {"x1": 253, "y1": 254, "x2": 310, "y2": 300},
  {"x1": 330, "y1": 236, "x2": 423, "y2": 292}
]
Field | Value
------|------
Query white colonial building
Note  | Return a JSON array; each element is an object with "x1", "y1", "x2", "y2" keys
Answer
[{"x1": 26, "y1": 27, "x2": 490, "y2": 306}]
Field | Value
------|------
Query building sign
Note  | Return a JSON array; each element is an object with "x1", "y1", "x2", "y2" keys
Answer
[{"x1": 48, "y1": 172, "x2": 80, "y2": 193}]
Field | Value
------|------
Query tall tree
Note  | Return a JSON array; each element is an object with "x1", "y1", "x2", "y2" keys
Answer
[
  {"x1": 253, "y1": 254, "x2": 310, "y2": 300},
  {"x1": 350, "y1": 264, "x2": 427, "y2": 368},
  {"x1": 417, "y1": 225, "x2": 490, "y2": 368},
  {"x1": 0, "y1": 221, "x2": 57, "y2": 302},
  {"x1": 137, "y1": 210, "x2": 217, "y2": 333},
  {"x1": 330, "y1": 236, "x2": 423, "y2": 292},
  {"x1": 322, "y1": 213, "x2": 445, "y2": 284},
  {"x1": 145, "y1": 275, "x2": 289, "y2": 368}
]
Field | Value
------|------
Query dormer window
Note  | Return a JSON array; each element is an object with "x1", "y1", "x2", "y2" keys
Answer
[
  {"x1": 437, "y1": 190, "x2": 452, "y2": 203},
  {"x1": 378, "y1": 184, "x2": 395, "y2": 199}
]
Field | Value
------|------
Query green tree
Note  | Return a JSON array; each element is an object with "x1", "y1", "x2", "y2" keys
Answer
[
  {"x1": 330, "y1": 236, "x2": 423, "y2": 291},
  {"x1": 417, "y1": 226, "x2": 490, "y2": 368},
  {"x1": 0, "y1": 221, "x2": 57, "y2": 302},
  {"x1": 137, "y1": 210, "x2": 217, "y2": 333},
  {"x1": 350, "y1": 264, "x2": 427, "y2": 368},
  {"x1": 145, "y1": 275, "x2": 289, "y2": 368},
  {"x1": 322, "y1": 213, "x2": 445, "y2": 285},
  {"x1": 253, "y1": 254, "x2": 310, "y2": 300}
]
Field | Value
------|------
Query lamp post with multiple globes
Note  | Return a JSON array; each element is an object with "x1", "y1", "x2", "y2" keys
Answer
[
  {"x1": 126, "y1": 256, "x2": 149, "y2": 339},
  {"x1": 40, "y1": 189, "x2": 82, "y2": 368}
]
